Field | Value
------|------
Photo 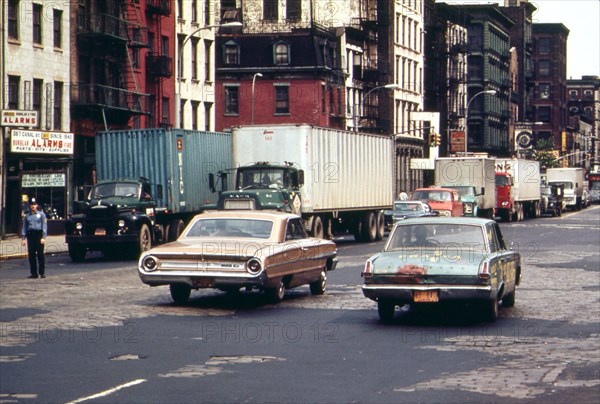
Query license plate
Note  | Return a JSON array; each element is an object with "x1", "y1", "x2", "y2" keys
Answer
[
  {"x1": 94, "y1": 228, "x2": 106, "y2": 236},
  {"x1": 414, "y1": 290, "x2": 439, "y2": 303},
  {"x1": 192, "y1": 278, "x2": 213, "y2": 288}
]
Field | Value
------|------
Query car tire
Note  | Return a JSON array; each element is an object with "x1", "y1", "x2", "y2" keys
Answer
[
  {"x1": 309, "y1": 269, "x2": 327, "y2": 295},
  {"x1": 484, "y1": 296, "x2": 499, "y2": 322},
  {"x1": 502, "y1": 287, "x2": 516, "y2": 308},
  {"x1": 377, "y1": 300, "x2": 395, "y2": 323},
  {"x1": 169, "y1": 283, "x2": 191, "y2": 305},
  {"x1": 68, "y1": 244, "x2": 86, "y2": 262},
  {"x1": 267, "y1": 279, "x2": 285, "y2": 303}
]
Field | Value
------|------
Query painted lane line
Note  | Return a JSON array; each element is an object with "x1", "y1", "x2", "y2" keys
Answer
[{"x1": 64, "y1": 379, "x2": 146, "y2": 404}]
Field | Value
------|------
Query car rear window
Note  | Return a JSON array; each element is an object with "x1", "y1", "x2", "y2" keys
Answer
[{"x1": 185, "y1": 218, "x2": 274, "y2": 239}]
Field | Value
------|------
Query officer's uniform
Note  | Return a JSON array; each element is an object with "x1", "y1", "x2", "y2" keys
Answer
[{"x1": 22, "y1": 198, "x2": 47, "y2": 278}]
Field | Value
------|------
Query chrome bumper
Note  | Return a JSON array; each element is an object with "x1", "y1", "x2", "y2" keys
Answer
[{"x1": 362, "y1": 284, "x2": 493, "y2": 302}]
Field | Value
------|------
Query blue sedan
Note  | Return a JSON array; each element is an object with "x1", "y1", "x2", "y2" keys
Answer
[{"x1": 362, "y1": 217, "x2": 521, "y2": 322}]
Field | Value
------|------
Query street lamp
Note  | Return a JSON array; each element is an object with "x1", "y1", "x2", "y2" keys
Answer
[
  {"x1": 464, "y1": 89, "x2": 496, "y2": 156},
  {"x1": 251, "y1": 72, "x2": 263, "y2": 124},
  {"x1": 354, "y1": 83, "x2": 400, "y2": 132},
  {"x1": 175, "y1": 21, "x2": 242, "y2": 128}
]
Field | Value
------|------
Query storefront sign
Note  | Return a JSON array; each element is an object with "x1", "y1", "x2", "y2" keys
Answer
[
  {"x1": 22, "y1": 173, "x2": 66, "y2": 188},
  {"x1": 10, "y1": 129, "x2": 74, "y2": 155},
  {"x1": 1, "y1": 110, "x2": 38, "y2": 127},
  {"x1": 449, "y1": 131, "x2": 465, "y2": 153}
]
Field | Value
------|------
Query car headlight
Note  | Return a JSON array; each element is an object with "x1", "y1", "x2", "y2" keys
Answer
[
  {"x1": 246, "y1": 258, "x2": 263, "y2": 275},
  {"x1": 141, "y1": 256, "x2": 158, "y2": 271},
  {"x1": 118, "y1": 220, "x2": 126, "y2": 228},
  {"x1": 76, "y1": 222, "x2": 83, "y2": 230}
]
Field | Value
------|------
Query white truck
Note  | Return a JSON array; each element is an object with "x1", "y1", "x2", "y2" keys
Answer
[
  {"x1": 209, "y1": 124, "x2": 394, "y2": 242},
  {"x1": 546, "y1": 167, "x2": 585, "y2": 210},
  {"x1": 495, "y1": 159, "x2": 541, "y2": 221},
  {"x1": 434, "y1": 157, "x2": 496, "y2": 218}
]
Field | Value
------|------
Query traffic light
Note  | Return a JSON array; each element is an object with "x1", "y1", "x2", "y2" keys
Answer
[
  {"x1": 429, "y1": 133, "x2": 436, "y2": 147},
  {"x1": 434, "y1": 133, "x2": 441, "y2": 146}
]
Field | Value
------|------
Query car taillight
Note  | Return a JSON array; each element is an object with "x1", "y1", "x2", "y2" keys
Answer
[
  {"x1": 362, "y1": 261, "x2": 373, "y2": 278},
  {"x1": 479, "y1": 261, "x2": 490, "y2": 281}
]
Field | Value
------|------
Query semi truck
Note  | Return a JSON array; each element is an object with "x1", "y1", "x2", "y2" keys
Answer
[
  {"x1": 65, "y1": 129, "x2": 232, "y2": 261},
  {"x1": 546, "y1": 167, "x2": 585, "y2": 210},
  {"x1": 208, "y1": 124, "x2": 394, "y2": 242},
  {"x1": 586, "y1": 165, "x2": 600, "y2": 204},
  {"x1": 495, "y1": 159, "x2": 541, "y2": 221},
  {"x1": 434, "y1": 157, "x2": 496, "y2": 218}
]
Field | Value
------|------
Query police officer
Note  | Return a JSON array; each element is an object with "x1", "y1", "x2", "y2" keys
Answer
[{"x1": 21, "y1": 198, "x2": 47, "y2": 279}]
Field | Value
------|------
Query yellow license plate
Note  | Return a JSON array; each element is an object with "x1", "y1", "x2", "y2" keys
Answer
[
  {"x1": 414, "y1": 290, "x2": 439, "y2": 303},
  {"x1": 94, "y1": 228, "x2": 106, "y2": 236}
]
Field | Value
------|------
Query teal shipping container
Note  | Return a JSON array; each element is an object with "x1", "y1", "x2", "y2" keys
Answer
[{"x1": 96, "y1": 129, "x2": 232, "y2": 214}]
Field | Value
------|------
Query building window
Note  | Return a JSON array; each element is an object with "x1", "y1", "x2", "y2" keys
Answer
[
  {"x1": 205, "y1": 40, "x2": 212, "y2": 81},
  {"x1": 8, "y1": 75, "x2": 20, "y2": 109},
  {"x1": 225, "y1": 85, "x2": 239, "y2": 114},
  {"x1": 264, "y1": 0, "x2": 278, "y2": 20},
  {"x1": 161, "y1": 35, "x2": 169, "y2": 56},
  {"x1": 192, "y1": 101, "x2": 199, "y2": 130},
  {"x1": 204, "y1": 0, "x2": 210, "y2": 25},
  {"x1": 538, "y1": 37, "x2": 551, "y2": 54},
  {"x1": 162, "y1": 97, "x2": 170, "y2": 126},
  {"x1": 191, "y1": 39, "x2": 198, "y2": 80},
  {"x1": 33, "y1": 79, "x2": 43, "y2": 116},
  {"x1": 224, "y1": 41, "x2": 239, "y2": 64},
  {"x1": 191, "y1": 0, "x2": 198, "y2": 23},
  {"x1": 178, "y1": 35, "x2": 185, "y2": 77},
  {"x1": 53, "y1": 9, "x2": 62, "y2": 48},
  {"x1": 54, "y1": 81, "x2": 63, "y2": 130},
  {"x1": 33, "y1": 3, "x2": 42, "y2": 44},
  {"x1": 205, "y1": 103, "x2": 212, "y2": 131},
  {"x1": 275, "y1": 85, "x2": 289, "y2": 114},
  {"x1": 8, "y1": 0, "x2": 18, "y2": 40},
  {"x1": 274, "y1": 42, "x2": 290, "y2": 65},
  {"x1": 538, "y1": 106, "x2": 551, "y2": 123},
  {"x1": 149, "y1": 96, "x2": 156, "y2": 127},
  {"x1": 287, "y1": 0, "x2": 301, "y2": 20},
  {"x1": 538, "y1": 60, "x2": 551, "y2": 76},
  {"x1": 321, "y1": 84, "x2": 326, "y2": 114},
  {"x1": 569, "y1": 90, "x2": 578, "y2": 100},
  {"x1": 538, "y1": 83, "x2": 551, "y2": 99},
  {"x1": 177, "y1": 0, "x2": 183, "y2": 19}
]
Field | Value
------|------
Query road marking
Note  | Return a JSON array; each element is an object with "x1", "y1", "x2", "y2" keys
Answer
[{"x1": 64, "y1": 379, "x2": 146, "y2": 404}]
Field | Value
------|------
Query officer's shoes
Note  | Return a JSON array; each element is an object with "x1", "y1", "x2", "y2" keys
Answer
[{"x1": 28, "y1": 275, "x2": 38, "y2": 279}]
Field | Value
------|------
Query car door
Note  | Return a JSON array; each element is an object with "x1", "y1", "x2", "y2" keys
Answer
[{"x1": 488, "y1": 223, "x2": 519, "y2": 296}]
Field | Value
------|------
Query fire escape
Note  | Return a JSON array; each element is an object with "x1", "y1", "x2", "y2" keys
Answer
[{"x1": 72, "y1": 1, "x2": 151, "y2": 127}]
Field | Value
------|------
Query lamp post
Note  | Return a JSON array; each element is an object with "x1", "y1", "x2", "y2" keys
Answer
[
  {"x1": 251, "y1": 72, "x2": 263, "y2": 125},
  {"x1": 464, "y1": 89, "x2": 496, "y2": 156},
  {"x1": 354, "y1": 83, "x2": 400, "y2": 132},
  {"x1": 175, "y1": 21, "x2": 242, "y2": 128}
]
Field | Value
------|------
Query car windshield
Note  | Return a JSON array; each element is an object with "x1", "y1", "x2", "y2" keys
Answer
[
  {"x1": 450, "y1": 186, "x2": 475, "y2": 197},
  {"x1": 185, "y1": 218, "x2": 274, "y2": 239},
  {"x1": 412, "y1": 191, "x2": 451, "y2": 202},
  {"x1": 549, "y1": 181, "x2": 572, "y2": 189},
  {"x1": 386, "y1": 223, "x2": 485, "y2": 251},
  {"x1": 495, "y1": 175, "x2": 509, "y2": 186},
  {"x1": 394, "y1": 202, "x2": 424, "y2": 213},
  {"x1": 92, "y1": 183, "x2": 140, "y2": 199}
]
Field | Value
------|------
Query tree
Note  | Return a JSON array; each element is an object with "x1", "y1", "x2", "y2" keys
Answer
[{"x1": 530, "y1": 139, "x2": 560, "y2": 169}]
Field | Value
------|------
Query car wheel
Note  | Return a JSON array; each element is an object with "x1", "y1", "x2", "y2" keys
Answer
[
  {"x1": 267, "y1": 280, "x2": 285, "y2": 303},
  {"x1": 375, "y1": 211, "x2": 385, "y2": 241},
  {"x1": 169, "y1": 283, "x2": 191, "y2": 305},
  {"x1": 502, "y1": 287, "x2": 516, "y2": 308},
  {"x1": 377, "y1": 300, "x2": 395, "y2": 323},
  {"x1": 68, "y1": 244, "x2": 86, "y2": 262},
  {"x1": 484, "y1": 297, "x2": 499, "y2": 322},
  {"x1": 309, "y1": 269, "x2": 327, "y2": 295},
  {"x1": 137, "y1": 224, "x2": 152, "y2": 256}
]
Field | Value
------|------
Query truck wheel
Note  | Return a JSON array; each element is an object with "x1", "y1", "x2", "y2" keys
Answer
[
  {"x1": 137, "y1": 224, "x2": 152, "y2": 256},
  {"x1": 68, "y1": 245, "x2": 86, "y2": 262},
  {"x1": 311, "y1": 216, "x2": 324, "y2": 239},
  {"x1": 169, "y1": 284, "x2": 191, "y2": 305},
  {"x1": 362, "y1": 212, "x2": 377, "y2": 242},
  {"x1": 375, "y1": 211, "x2": 385, "y2": 240},
  {"x1": 168, "y1": 219, "x2": 185, "y2": 241}
]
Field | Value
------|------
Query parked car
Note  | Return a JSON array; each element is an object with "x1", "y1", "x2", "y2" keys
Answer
[
  {"x1": 389, "y1": 200, "x2": 438, "y2": 229},
  {"x1": 362, "y1": 217, "x2": 521, "y2": 322},
  {"x1": 582, "y1": 190, "x2": 591, "y2": 208},
  {"x1": 411, "y1": 187, "x2": 464, "y2": 217},
  {"x1": 540, "y1": 184, "x2": 564, "y2": 217},
  {"x1": 138, "y1": 210, "x2": 338, "y2": 304}
]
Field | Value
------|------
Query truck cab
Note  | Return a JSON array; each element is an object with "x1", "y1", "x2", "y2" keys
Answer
[
  {"x1": 495, "y1": 171, "x2": 514, "y2": 221},
  {"x1": 209, "y1": 162, "x2": 304, "y2": 213}
]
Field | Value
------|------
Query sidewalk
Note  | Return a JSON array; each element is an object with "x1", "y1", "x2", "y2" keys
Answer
[{"x1": 0, "y1": 234, "x2": 68, "y2": 260}]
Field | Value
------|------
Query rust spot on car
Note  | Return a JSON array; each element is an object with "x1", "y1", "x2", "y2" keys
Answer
[{"x1": 391, "y1": 264, "x2": 427, "y2": 284}]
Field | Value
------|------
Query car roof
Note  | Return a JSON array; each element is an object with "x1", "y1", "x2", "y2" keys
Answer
[
  {"x1": 413, "y1": 187, "x2": 457, "y2": 193},
  {"x1": 396, "y1": 217, "x2": 494, "y2": 225},
  {"x1": 193, "y1": 210, "x2": 300, "y2": 222}
]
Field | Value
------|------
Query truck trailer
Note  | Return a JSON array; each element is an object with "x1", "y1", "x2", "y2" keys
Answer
[
  {"x1": 434, "y1": 157, "x2": 496, "y2": 218},
  {"x1": 495, "y1": 159, "x2": 541, "y2": 221},
  {"x1": 209, "y1": 124, "x2": 394, "y2": 241},
  {"x1": 546, "y1": 167, "x2": 585, "y2": 210},
  {"x1": 65, "y1": 129, "x2": 232, "y2": 261}
]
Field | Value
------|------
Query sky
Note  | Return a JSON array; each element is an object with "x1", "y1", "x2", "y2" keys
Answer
[{"x1": 446, "y1": 0, "x2": 600, "y2": 79}]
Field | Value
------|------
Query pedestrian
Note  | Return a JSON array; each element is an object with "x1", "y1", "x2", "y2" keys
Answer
[{"x1": 21, "y1": 198, "x2": 47, "y2": 279}]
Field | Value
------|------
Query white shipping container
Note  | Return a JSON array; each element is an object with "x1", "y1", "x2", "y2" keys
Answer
[
  {"x1": 495, "y1": 158, "x2": 541, "y2": 202},
  {"x1": 231, "y1": 124, "x2": 394, "y2": 213}
]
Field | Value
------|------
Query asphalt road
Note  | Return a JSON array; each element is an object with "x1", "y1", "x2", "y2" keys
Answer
[{"x1": 1, "y1": 207, "x2": 599, "y2": 403}]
